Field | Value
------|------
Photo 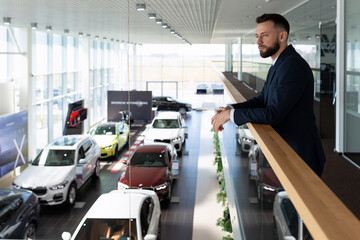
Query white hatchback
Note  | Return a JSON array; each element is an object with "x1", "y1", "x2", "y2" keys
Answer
[
  {"x1": 143, "y1": 111, "x2": 187, "y2": 154},
  {"x1": 12, "y1": 135, "x2": 101, "y2": 207},
  {"x1": 62, "y1": 189, "x2": 161, "y2": 240}
]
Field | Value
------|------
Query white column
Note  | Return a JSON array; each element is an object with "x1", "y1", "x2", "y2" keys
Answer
[
  {"x1": 225, "y1": 43, "x2": 233, "y2": 72},
  {"x1": 82, "y1": 38, "x2": 91, "y2": 132},
  {"x1": 237, "y1": 37, "x2": 242, "y2": 80},
  {"x1": 335, "y1": 0, "x2": 344, "y2": 153},
  {"x1": 132, "y1": 44, "x2": 137, "y2": 90},
  {"x1": 114, "y1": 42, "x2": 120, "y2": 90}
]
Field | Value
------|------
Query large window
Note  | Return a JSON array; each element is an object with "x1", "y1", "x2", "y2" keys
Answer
[{"x1": 344, "y1": 0, "x2": 360, "y2": 156}]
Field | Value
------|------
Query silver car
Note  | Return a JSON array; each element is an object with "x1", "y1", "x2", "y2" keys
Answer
[
  {"x1": 236, "y1": 124, "x2": 256, "y2": 154},
  {"x1": 12, "y1": 135, "x2": 101, "y2": 207},
  {"x1": 273, "y1": 191, "x2": 313, "y2": 240}
]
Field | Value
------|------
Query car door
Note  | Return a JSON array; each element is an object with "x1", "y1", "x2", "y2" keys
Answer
[
  {"x1": 117, "y1": 123, "x2": 128, "y2": 148},
  {"x1": 79, "y1": 139, "x2": 95, "y2": 181},
  {"x1": 178, "y1": 115, "x2": 186, "y2": 141}
]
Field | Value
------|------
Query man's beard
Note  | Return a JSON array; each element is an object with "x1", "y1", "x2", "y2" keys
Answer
[{"x1": 259, "y1": 40, "x2": 280, "y2": 58}]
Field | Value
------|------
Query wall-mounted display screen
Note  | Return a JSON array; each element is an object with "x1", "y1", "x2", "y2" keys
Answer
[
  {"x1": 0, "y1": 111, "x2": 28, "y2": 178},
  {"x1": 108, "y1": 91, "x2": 152, "y2": 122}
]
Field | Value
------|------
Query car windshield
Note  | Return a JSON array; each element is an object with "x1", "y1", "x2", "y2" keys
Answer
[
  {"x1": 152, "y1": 119, "x2": 179, "y2": 129},
  {"x1": 130, "y1": 152, "x2": 167, "y2": 167},
  {"x1": 73, "y1": 218, "x2": 137, "y2": 240},
  {"x1": 92, "y1": 125, "x2": 116, "y2": 135},
  {"x1": 32, "y1": 149, "x2": 75, "y2": 166}
]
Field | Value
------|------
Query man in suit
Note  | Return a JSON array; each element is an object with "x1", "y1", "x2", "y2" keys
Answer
[{"x1": 211, "y1": 13, "x2": 326, "y2": 177}]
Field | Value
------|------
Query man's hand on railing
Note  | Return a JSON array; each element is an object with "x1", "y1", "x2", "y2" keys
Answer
[{"x1": 211, "y1": 106, "x2": 231, "y2": 133}]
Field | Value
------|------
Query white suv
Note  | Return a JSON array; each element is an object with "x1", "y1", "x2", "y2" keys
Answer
[
  {"x1": 12, "y1": 135, "x2": 101, "y2": 207},
  {"x1": 143, "y1": 111, "x2": 187, "y2": 154}
]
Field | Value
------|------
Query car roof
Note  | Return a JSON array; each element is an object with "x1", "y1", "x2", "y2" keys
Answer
[
  {"x1": 84, "y1": 190, "x2": 157, "y2": 219},
  {"x1": 134, "y1": 143, "x2": 169, "y2": 153},
  {"x1": 46, "y1": 135, "x2": 90, "y2": 149},
  {"x1": 154, "y1": 111, "x2": 180, "y2": 119}
]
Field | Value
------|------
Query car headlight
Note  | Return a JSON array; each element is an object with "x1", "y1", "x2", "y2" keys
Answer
[
  {"x1": 117, "y1": 182, "x2": 129, "y2": 190},
  {"x1": 263, "y1": 184, "x2": 276, "y2": 192},
  {"x1": 186, "y1": 104, "x2": 191, "y2": 108},
  {"x1": 11, "y1": 182, "x2": 20, "y2": 189},
  {"x1": 104, "y1": 144, "x2": 115, "y2": 149},
  {"x1": 155, "y1": 183, "x2": 168, "y2": 191},
  {"x1": 242, "y1": 137, "x2": 254, "y2": 143},
  {"x1": 49, "y1": 180, "x2": 69, "y2": 190},
  {"x1": 172, "y1": 137, "x2": 181, "y2": 142}
]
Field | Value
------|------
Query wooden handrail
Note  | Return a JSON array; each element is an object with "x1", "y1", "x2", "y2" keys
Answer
[{"x1": 220, "y1": 74, "x2": 360, "y2": 239}]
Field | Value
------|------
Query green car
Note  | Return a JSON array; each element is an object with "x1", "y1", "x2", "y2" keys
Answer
[{"x1": 89, "y1": 122, "x2": 129, "y2": 159}]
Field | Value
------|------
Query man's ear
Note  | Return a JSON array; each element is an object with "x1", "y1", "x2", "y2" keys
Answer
[{"x1": 279, "y1": 31, "x2": 288, "y2": 43}]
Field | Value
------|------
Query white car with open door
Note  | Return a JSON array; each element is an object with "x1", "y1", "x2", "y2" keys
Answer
[{"x1": 12, "y1": 135, "x2": 101, "y2": 207}]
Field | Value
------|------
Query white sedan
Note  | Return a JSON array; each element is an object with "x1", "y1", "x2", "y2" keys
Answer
[
  {"x1": 62, "y1": 189, "x2": 161, "y2": 240},
  {"x1": 143, "y1": 111, "x2": 187, "y2": 155}
]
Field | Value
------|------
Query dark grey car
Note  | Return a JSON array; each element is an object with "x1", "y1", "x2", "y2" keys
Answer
[
  {"x1": 0, "y1": 188, "x2": 39, "y2": 239},
  {"x1": 152, "y1": 96, "x2": 192, "y2": 115}
]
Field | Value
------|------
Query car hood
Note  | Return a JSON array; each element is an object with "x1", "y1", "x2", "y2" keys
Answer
[
  {"x1": 14, "y1": 165, "x2": 74, "y2": 188},
  {"x1": 92, "y1": 135, "x2": 116, "y2": 147},
  {"x1": 262, "y1": 168, "x2": 282, "y2": 188},
  {"x1": 122, "y1": 166, "x2": 167, "y2": 187},
  {"x1": 145, "y1": 128, "x2": 180, "y2": 139}
]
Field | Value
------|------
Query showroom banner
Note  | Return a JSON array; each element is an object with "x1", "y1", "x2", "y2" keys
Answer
[
  {"x1": 0, "y1": 111, "x2": 28, "y2": 178},
  {"x1": 108, "y1": 91, "x2": 152, "y2": 122},
  {"x1": 63, "y1": 100, "x2": 87, "y2": 135}
]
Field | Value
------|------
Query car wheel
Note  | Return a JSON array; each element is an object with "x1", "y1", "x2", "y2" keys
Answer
[
  {"x1": 273, "y1": 216, "x2": 279, "y2": 240},
  {"x1": 178, "y1": 107, "x2": 186, "y2": 115},
  {"x1": 66, "y1": 183, "x2": 77, "y2": 207},
  {"x1": 23, "y1": 222, "x2": 37, "y2": 240},
  {"x1": 157, "y1": 215, "x2": 161, "y2": 240},
  {"x1": 94, "y1": 159, "x2": 100, "y2": 178},
  {"x1": 114, "y1": 144, "x2": 119, "y2": 157},
  {"x1": 166, "y1": 183, "x2": 172, "y2": 202}
]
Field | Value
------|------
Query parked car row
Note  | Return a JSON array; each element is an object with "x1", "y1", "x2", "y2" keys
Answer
[
  {"x1": 196, "y1": 83, "x2": 224, "y2": 94},
  {"x1": 6, "y1": 110, "x2": 187, "y2": 239},
  {"x1": 237, "y1": 125, "x2": 312, "y2": 240}
]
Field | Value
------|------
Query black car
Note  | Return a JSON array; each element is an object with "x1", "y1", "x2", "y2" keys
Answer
[
  {"x1": 152, "y1": 96, "x2": 192, "y2": 115},
  {"x1": 0, "y1": 188, "x2": 39, "y2": 239}
]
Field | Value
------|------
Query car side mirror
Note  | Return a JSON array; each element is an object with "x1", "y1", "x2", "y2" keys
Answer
[
  {"x1": 61, "y1": 232, "x2": 71, "y2": 240},
  {"x1": 79, "y1": 158, "x2": 86, "y2": 164},
  {"x1": 144, "y1": 234, "x2": 157, "y2": 240}
]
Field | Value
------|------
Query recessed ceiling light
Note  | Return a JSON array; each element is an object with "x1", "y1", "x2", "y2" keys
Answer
[
  {"x1": 46, "y1": 26, "x2": 52, "y2": 32},
  {"x1": 136, "y1": 3, "x2": 146, "y2": 11},
  {"x1": 3, "y1": 17, "x2": 11, "y2": 25},
  {"x1": 31, "y1": 22, "x2": 37, "y2": 30},
  {"x1": 156, "y1": 19, "x2": 162, "y2": 24},
  {"x1": 148, "y1": 13, "x2": 156, "y2": 19},
  {"x1": 64, "y1": 29, "x2": 69, "y2": 34}
]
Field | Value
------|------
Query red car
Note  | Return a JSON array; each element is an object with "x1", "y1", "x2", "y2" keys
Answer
[{"x1": 117, "y1": 143, "x2": 177, "y2": 202}]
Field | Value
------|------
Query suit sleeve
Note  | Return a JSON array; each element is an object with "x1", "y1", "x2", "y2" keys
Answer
[
  {"x1": 231, "y1": 82, "x2": 267, "y2": 109},
  {"x1": 233, "y1": 56, "x2": 310, "y2": 126}
]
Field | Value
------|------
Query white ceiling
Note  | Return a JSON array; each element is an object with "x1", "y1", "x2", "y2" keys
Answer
[{"x1": 0, "y1": 0, "x2": 336, "y2": 44}]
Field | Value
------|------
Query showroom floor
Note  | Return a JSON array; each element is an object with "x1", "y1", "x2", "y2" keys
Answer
[{"x1": 2, "y1": 92, "x2": 274, "y2": 239}]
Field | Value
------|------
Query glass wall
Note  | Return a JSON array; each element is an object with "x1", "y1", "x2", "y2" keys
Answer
[
  {"x1": 137, "y1": 44, "x2": 225, "y2": 108},
  {"x1": 89, "y1": 40, "x2": 115, "y2": 125},
  {"x1": 344, "y1": 0, "x2": 360, "y2": 163}
]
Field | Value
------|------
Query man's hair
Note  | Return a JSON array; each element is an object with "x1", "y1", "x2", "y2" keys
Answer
[{"x1": 256, "y1": 13, "x2": 290, "y2": 35}]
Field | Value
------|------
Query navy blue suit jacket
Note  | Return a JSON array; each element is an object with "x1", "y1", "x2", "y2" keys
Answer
[{"x1": 232, "y1": 45, "x2": 326, "y2": 176}]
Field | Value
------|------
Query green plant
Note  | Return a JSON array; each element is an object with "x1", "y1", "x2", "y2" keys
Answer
[
  {"x1": 212, "y1": 128, "x2": 233, "y2": 240},
  {"x1": 216, "y1": 206, "x2": 233, "y2": 234}
]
